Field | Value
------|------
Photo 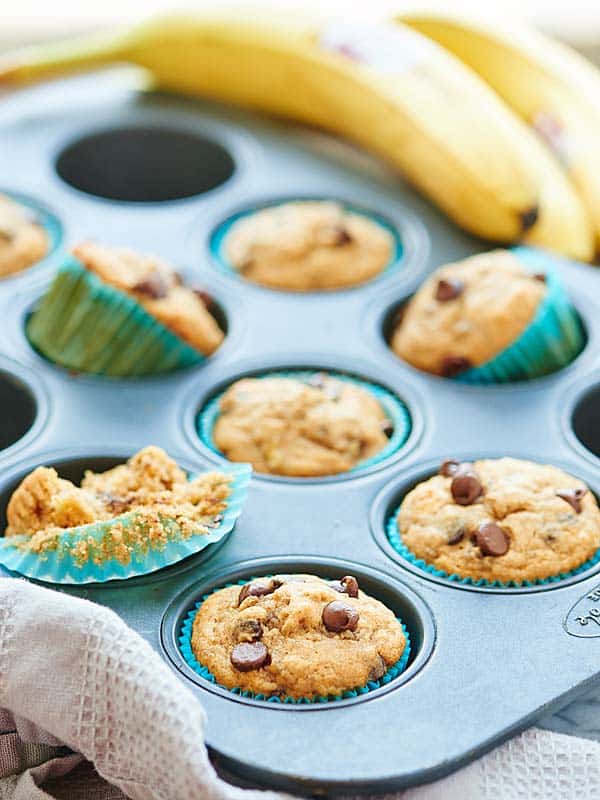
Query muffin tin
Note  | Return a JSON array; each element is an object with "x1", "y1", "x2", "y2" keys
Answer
[{"x1": 2, "y1": 71, "x2": 600, "y2": 793}]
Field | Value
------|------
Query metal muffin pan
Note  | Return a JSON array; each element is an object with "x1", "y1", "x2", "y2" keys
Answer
[{"x1": 2, "y1": 72, "x2": 600, "y2": 793}]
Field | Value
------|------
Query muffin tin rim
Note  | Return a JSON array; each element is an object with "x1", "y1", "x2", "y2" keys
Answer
[
  {"x1": 160, "y1": 554, "x2": 436, "y2": 711},
  {"x1": 181, "y1": 354, "x2": 425, "y2": 485},
  {"x1": 203, "y1": 191, "x2": 431, "y2": 296},
  {"x1": 559, "y1": 368, "x2": 600, "y2": 469},
  {"x1": 370, "y1": 452, "x2": 600, "y2": 594}
]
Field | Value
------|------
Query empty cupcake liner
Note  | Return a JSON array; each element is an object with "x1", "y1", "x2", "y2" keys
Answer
[
  {"x1": 197, "y1": 370, "x2": 412, "y2": 475},
  {"x1": 2, "y1": 191, "x2": 62, "y2": 279},
  {"x1": 457, "y1": 248, "x2": 584, "y2": 384},
  {"x1": 386, "y1": 507, "x2": 600, "y2": 589},
  {"x1": 0, "y1": 463, "x2": 251, "y2": 584},
  {"x1": 210, "y1": 198, "x2": 403, "y2": 285},
  {"x1": 179, "y1": 577, "x2": 411, "y2": 703},
  {"x1": 26, "y1": 257, "x2": 205, "y2": 376}
]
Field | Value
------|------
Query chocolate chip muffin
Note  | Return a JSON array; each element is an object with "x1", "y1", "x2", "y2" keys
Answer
[
  {"x1": 0, "y1": 194, "x2": 48, "y2": 278},
  {"x1": 390, "y1": 250, "x2": 547, "y2": 377},
  {"x1": 191, "y1": 574, "x2": 406, "y2": 699},
  {"x1": 224, "y1": 201, "x2": 394, "y2": 291},
  {"x1": 73, "y1": 242, "x2": 224, "y2": 356},
  {"x1": 397, "y1": 457, "x2": 600, "y2": 583},
  {"x1": 211, "y1": 374, "x2": 391, "y2": 476}
]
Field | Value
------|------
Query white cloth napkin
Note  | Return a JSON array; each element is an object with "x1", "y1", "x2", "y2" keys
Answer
[{"x1": 1, "y1": 578, "x2": 599, "y2": 800}]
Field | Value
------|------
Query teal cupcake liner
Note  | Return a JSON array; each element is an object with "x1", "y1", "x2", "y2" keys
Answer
[
  {"x1": 386, "y1": 507, "x2": 600, "y2": 589},
  {"x1": 2, "y1": 191, "x2": 62, "y2": 279},
  {"x1": 26, "y1": 257, "x2": 206, "y2": 376},
  {"x1": 179, "y1": 577, "x2": 411, "y2": 703},
  {"x1": 198, "y1": 370, "x2": 412, "y2": 475},
  {"x1": 0, "y1": 463, "x2": 251, "y2": 584},
  {"x1": 210, "y1": 198, "x2": 403, "y2": 285},
  {"x1": 457, "y1": 247, "x2": 584, "y2": 384}
]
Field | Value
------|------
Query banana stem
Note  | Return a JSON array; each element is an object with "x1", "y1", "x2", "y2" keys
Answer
[{"x1": 0, "y1": 30, "x2": 130, "y2": 87}]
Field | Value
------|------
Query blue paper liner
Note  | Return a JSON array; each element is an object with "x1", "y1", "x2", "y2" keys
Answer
[
  {"x1": 456, "y1": 247, "x2": 584, "y2": 384},
  {"x1": 1, "y1": 191, "x2": 62, "y2": 279},
  {"x1": 197, "y1": 370, "x2": 411, "y2": 476},
  {"x1": 210, "y1": 198, "x2": 403, "y2": 287},
  {"x1": 0, "y1": 463, "x2": 252, "y2": 584},
  {"x1": 387, "y1": 506, "x2": 600, "y2": 588},
  {"x1": 179, "y1": 577, "x2": 411, "y2": 703},
  {"x1": 26, "y1": 257, "x2": 207, "y2": 376}
]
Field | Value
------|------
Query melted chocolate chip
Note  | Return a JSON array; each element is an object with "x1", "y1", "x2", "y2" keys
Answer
[
  {"x1": 440, "y1": 459, "x2": 461, "y2": 477},
  {"x1": 192, "y1": 288, "x2": 213, "y2": 307},
  {"x1": 235, "y1": 619, "x2": 263, "y2": 642},
  {"x1": 230, "y1": 642, "x2": 271, "y2": 672},
  {"x1": 238, "y1": 579, "x2": 281, "y2": 605},
  {"x1": 440, "y1": 356, "x2": 472, "y2": 377},
  {"x1": 331, "y1": 575, "x2": 360, "y2": 598},
  {"x1": 476, "y1": 522, "x2": 510, "y2": 557},
  {"x1": 520, "y1": 206, "x2": 539, "y2": 232},
  {"x1": 368, "y1": 656, "x2": 387, "y2": 681},
  {"x1": 448, "y1": 527, "x2": 465, "y2": 545},
  {"x1": 332, "y1": 226, "x2": 353, "y2": 246},
  {"x1": 322, "y1": 600, "x2": 359, "y2": 633},
  {"x1": 556, "y1": 488, "x2": 587, "y2": 514},
  {"x1": 381, "y1": 418, "x2": 394, "y2": 438},
  {"x1": 132, "y1": 272, "x2": 168, "y2": 299},
  {"x1": 435, "y1": 278, "x2": 464, "y2": 302},
  {"x1": 533, "y1": 272, "x2": 546, "y2": 283},
  {"x1": 451, "y1": 470, "x2": 483, "y2": 506}
]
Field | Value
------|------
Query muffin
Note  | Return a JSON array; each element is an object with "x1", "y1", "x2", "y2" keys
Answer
[
  {"x1": 0, "y1": 446, "x2": 250, "y2": 583},
  {"x1": 0, "y1": 193, "x2": 48, "y2": 278},
  {"x1": 223, "y1": 200, "x2": 395, "y2": 291},
  {"x1": 189, "y1": 574, "x2": 407, "y2": 700},
  {"x1": 26, "y1": 242, "x2": 224, "y2": 376},
  {"x1": 395, "y1": 457, "x2": 600, "y2": 584},
  {"x1": 390, "y1": 249, "x2": 583, "y2": 382},
  {"x1": 209, "y1": 373, "x2": 396, "y2": 477}
]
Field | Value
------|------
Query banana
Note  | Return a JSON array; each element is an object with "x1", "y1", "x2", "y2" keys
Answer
[
  {"x1": 0, "y1": 10, "x2": 593, "y2": 256},
  {"x1": 400, "y1": 11, "x2": 600, "y2": 257}
]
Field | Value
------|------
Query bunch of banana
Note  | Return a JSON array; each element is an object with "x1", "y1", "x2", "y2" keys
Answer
[
  {"x1": 0, "y1": 9, "x2": 593, "y2": 258},
  {"x1": 400, "y1": 11, "x2": 600, "y2": 257}
]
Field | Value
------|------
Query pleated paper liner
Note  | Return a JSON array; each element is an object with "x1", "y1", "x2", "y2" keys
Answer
[
  {"x1": 386, "y1": 508, "x2": 600, "y2": 589},
  {"x1": 26, "y1": 257, "x2": 205, "y2": 376},
  {"x1": 2, "y1": 191, "x2": 62, "y2": 279},
  {"x1": 210, "y1": 198, "x2": 403, "y2": 285},
  {"x1": 0, "y1": 463, "x2": 251, "y2": 584},
  {"x1": 179, "y1": 578, "x2": 411, "y2": 704},
  {"x1": 198, "y1": 370, "x2": 412, "y2": 476},
  {"x1": 457, "y1": 248, "x2": 585, "y2": 384}
]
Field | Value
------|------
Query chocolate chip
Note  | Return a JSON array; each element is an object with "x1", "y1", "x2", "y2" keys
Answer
[
  {"x1": 520, "y1": 206, "x2": 539, "y2": 232},
  {"x1": 556, "y1": 488, "x2": 587, "y2": 514},
  {"x1": 230, "y1": 642, "x2": 270, "y2": 672},
  {"x1": 235, "y1": 619, "x2": 263, "y2": 642},
  {"x1": 440, "y1": 356, "x2": 472, "y2": 377},
  {"x1": 332, "y1": 226, "x2": 353, "y2": 246},
  {"x1": 381, "y1": 419, "x2": 394, "y2": 438},
  {"x1": 476, "y1": 522, "x2": 510, "y2": 557},
  {"x1": 448, "y1": 527, "x2": 465, "y2": 545},
  {"x1": 440, "y1": 459, "x2": 461, "y2": 477},
  {"x1": 451, "y1": 470, "x2": 483, "y2": 505},
  {"x1": 192, "y1": 288, "x2": 213, "y2": 307},
  {"x1": 332, "y1": 575, "x2": 359, "y2": 598},
  {"x1": 368, "y1": 656, "x2": 386, "y2": 681},
  {"x1": 0, "y1": 227, "x2": 15, "y2": 242},
  {"x1": 132, "y1": 272, "x2": 168, "y2": 299},
  {"x1": 533, "y1": 272, "x2": 546, "y2": 283},
  {"x1": 435, "y1": 278, "x2": 464, "y2": 302},
  {"x1": 322, "y1": 600, "x2": 359, "y2": 633},
  {"x1": 238, "y1": 579, "x2": 281, "y2": 605}
]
